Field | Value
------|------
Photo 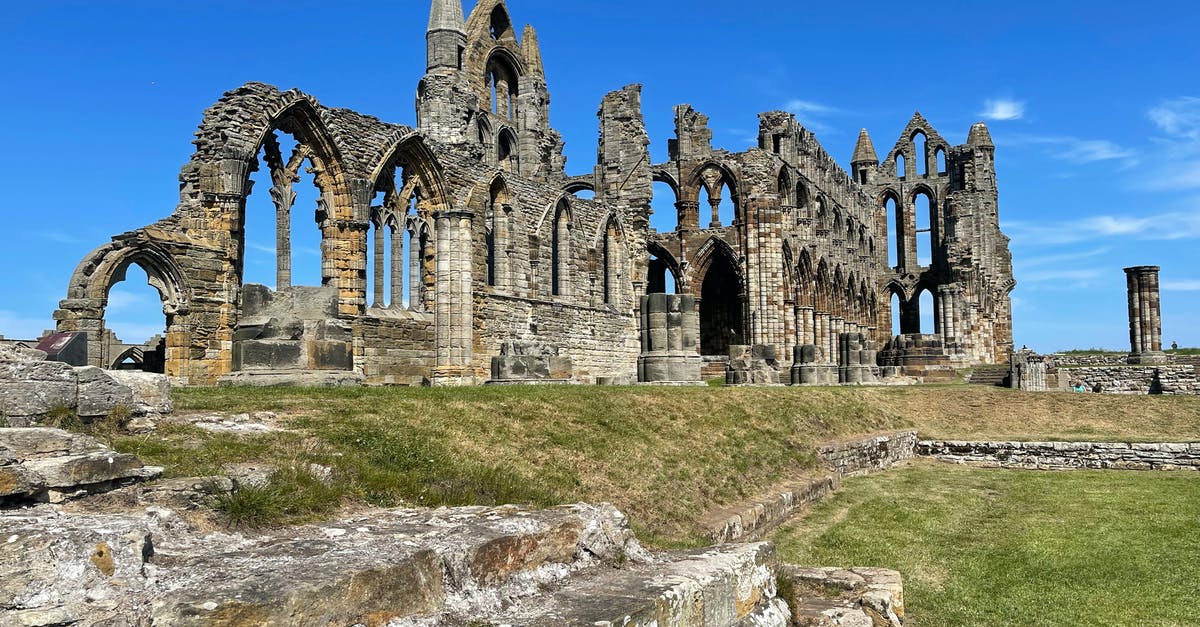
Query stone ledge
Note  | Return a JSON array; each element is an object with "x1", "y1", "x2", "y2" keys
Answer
[{"x1": 918, "y1": 439, "x2": 1200, "y2": 471}]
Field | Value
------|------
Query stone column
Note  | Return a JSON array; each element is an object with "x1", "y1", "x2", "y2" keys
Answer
[
  {"x1": 1126, "y1": 266, "x2": 1167, "y2": 364},
  {"x1": 432, "y1": 210, "x2": 476, "y2": 385},
  {"x1": 800, "y1": 307, "x2": 815, "y2": 347},
  {"x1": 830, "y1": 317, "x2": 844, "y2": 366},
  {"x1": 815, "y1": 313, "x2": 830, "y2": 363}
]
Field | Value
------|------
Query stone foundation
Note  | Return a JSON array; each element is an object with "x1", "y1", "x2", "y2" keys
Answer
[{"x1": 918, "y1": 440, "x2": 1200, "y2": 471}]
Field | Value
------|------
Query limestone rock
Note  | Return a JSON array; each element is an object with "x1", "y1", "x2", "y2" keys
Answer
[
  {"x1": 0, "y1": 360, "x2": 78, "y2": 419},
  {"x1": 75, "y1": 366, "x2": 135, "y2": 418},
  {"x1": 107, "y1": 370, "x2": 174, "y2": 414},
  {"x1": 0, "y1": 428, "x2": 162, "y2": 503}
]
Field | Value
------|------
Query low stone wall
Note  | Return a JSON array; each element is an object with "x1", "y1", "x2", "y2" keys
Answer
[
  {"x1": 820, "y1": 431, "x2": 919, "y2": 476},
  {"x1": 1056, "y1": 364, "x2": 1198, "y2": 395},
  {"x1": 918, "y1": 440, "x2": 1200, "y2": 471},
  {"x1": 707, "y1": 432, "x2": 918, "y2": 543}
]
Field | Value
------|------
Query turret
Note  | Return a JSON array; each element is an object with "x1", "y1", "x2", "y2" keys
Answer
[
  {"x1": 522, "y1": 24, "x2": 544, "y2": 79},
  {"x1": 851, "y1": 128, "x2": 879, "y2": 185},
  {"x1": 427, "y1": 0, "x2": 466, "y2": 73},
  {"x1": 966, "y1": 122, "x2": 995, "y2": 150}
]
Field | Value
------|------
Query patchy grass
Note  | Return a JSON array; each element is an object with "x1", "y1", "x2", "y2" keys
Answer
[
  {"x1": 771, "y1": 461, "x2": 1200, "y2": 627},
  {"x1": 859, "y1": 385, "x2": 1200, "y2": 442},
  {"x1": 109, "y1": 385, "x2": 1200, "y2": 537}
]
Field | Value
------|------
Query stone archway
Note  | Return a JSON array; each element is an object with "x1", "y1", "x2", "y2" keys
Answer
[{"x1": 698, "y1": 250, "x2": 744, "y2": 357}]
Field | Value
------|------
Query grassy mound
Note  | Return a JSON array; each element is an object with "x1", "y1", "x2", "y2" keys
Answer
[{"x1": 106, "y1": 385, "x2": 1200, "y2": 543}]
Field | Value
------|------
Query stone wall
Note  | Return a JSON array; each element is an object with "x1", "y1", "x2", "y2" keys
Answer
[
  {"x1": 819, "y1": 431, "x2": 919, "y2": 476},
  {"x1": 708, "y1": 431, "x2": 917, "y2": 543},
  {"x1": 1057, "y1": 365, "x2": 1198, "y2": 395},
  {"x1": 918, "y1": 440, "x2": 1200, "y2": 470}
]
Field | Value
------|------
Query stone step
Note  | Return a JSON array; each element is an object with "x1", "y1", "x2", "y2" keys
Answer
[
  {"x1": 461, "y1": 542, "x2": 790, "y2": 626},
  {"x1": 967, "y1": 365, "x2": 1010, "y2": 386},
  {"x1": 779, "y1": 566, "x2": 905, "y2": 627}
]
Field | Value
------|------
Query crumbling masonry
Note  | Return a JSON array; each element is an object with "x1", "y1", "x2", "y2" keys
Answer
[{"x1": 54, "y1": 0, "x2": 1015, "y2": 386}]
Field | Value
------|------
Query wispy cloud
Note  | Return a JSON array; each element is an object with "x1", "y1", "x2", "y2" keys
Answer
[
  {"x1": 1141, "y1": 97, "x2": 1200, "y2": 191},
  {"x1": 1017, "y1": 247, "x2": 1112, "y2": 269},
  {"x1": 1003, "y1": 135, "x2": 1138, "y2": 166},
  {"x1": 1163, "y1": 279, "x2": 1200, "y2": 291},
  {"x1": 1020, "y1": 268, "x2": 1104, "y2": 286},
  {"x1": 1149, "y1": 97, "x2": 1200, "y2": 141},
  {"x1": 782, "y1": 99, "x2": 842, "y2": 135},
  {"x1": 1005, "y1": 211, "x2": 1200, "y2": 245},
  {"x1": 980, "y1": 98, "x2": 1026, "y2": 121}
]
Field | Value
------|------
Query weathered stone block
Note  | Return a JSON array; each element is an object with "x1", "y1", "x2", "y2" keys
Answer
[{"x1": 75, "y1": 366, "x2": 135, "y2": 418}]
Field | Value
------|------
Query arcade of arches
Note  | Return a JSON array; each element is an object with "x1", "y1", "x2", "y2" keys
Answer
[{"x1": 52, "y1": 0, "x2": 1014, "y2": 385}]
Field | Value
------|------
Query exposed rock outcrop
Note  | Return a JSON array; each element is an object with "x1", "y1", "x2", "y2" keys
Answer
[{"x1": 0, "y1": 428, "x2": 163, "y2": 504}]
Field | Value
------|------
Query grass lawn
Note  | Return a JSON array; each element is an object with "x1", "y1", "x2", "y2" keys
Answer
[
  {"x1": 100, "y1": 385, "x2": 1200, "y2": 543},
  {"x1": 771, "y1": 461, "x2": 1200, "y2": 627}
]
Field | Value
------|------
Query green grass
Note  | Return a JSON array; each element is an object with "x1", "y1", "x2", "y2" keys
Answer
[
  {"x1": 115, "y1": 385, "x2": 908, "y2": 538},
  {"x1": 771, "y1": 461, "x2": 1200, "y2": 627},
  {"x1": 107, "y1": 385, "x2": 1200, "y2": 538}
]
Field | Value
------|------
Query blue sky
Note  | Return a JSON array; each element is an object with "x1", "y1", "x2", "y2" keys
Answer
[{"x1": 1, "y1": 0, "x2": 1198, "y2": 352}]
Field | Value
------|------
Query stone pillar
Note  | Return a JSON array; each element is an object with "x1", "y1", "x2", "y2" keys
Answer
[
  {"x1": 800, "y1": 307, "x2": 816, "y2": 347},
  {"x1": 432, "y1": 210, "x2": 476, "y2": 385},
  {"x1": 830, "y1": 317, "x2": 844, "y2": 366},
  {"x1": 815, "y1": 313, "x2": 830, "y2": 363},
  {"x1": 1125, "y1": 266, "x2": 1167, "y2": 364},
  {"x1": 638, "y1": 294, "x2": 702, "y2": 383}
]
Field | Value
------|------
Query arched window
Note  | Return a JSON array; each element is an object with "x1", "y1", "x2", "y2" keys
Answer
[
  {"x1": 701, "y1": 181, "x2": 736, "y2": 228},
  {"x1": 603, "y1": 217, "x2": 623, "y2": 305},
  {"x1": 895, "y1": 153, "x2": 906, "y2": 179},
  {"x1": 936, "y1": 147, "x2": 947, "y2": 175},
  {"x1": 883, "y1": 195, "x2": 900, "y2": 269},
  {"x1": 919, "y1": 290, "x2": 935, "y2": 334},
  {"x1": 497, "y1": 130, "x2": 517, "y2": 173},
  {"x1": 915, "y1": 191, "x2": 933, "y2": 267},
  {"x1": 102, "y1": 263, "x2": 167, "y2": 374},
  {"x1": 913, "y1": 131, "x2": 928, "y2": 176},
  {"x1": 796, "y1": 182, "x2": 811, "y2": 224},
  {"x1": 487, "y1": 180, "x2": 512, "y2": 290},
  {"x1": 650, "y1": 179, "x2": 679, "y2": 233},
  {"x1": 891, "y1": 292, "x2": 902, "y2": 337},
  {"x1": 647, "y1": 249, "x2": 679, "y2": 294},
  {"x1": 551, "y1": 200, "x2": 571, "y2": 297},
  {"x1": 486, "y1": 53, "x2": 519, "y2": 120},
  {"x1": 246, "y1": 130, "x2": 325, "y2": 290}
]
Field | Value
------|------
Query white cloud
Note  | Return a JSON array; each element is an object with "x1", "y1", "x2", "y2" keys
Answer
[
  {"x1": 1005, "y1": 210, "x2": 1200, "y2": 246},
  {"x1": 784, "y1": 100, "x2": 837, "y2": 115},
  {"x1": 1149, "y1": 97, "x2": 1200, "y2": 140},
  {"x1": 1002, "y1": 135, "x2": 1138, "y2": 167},
  {"x1": 980, "y1": 98, "x2": 1026, "y2": 121},
  {"x1": 1017, "y1": 247, "x2": 1111, "y2": 269},
  {"x1": 1163, "y1": 279, "x2": 1200, "y2": 291},
  {"x1": 782, "y1": 99, "x2": 841, "y2": 135},
  {"x1": 1020, "y1": 268, "x2": 1104, "y2": 284}
]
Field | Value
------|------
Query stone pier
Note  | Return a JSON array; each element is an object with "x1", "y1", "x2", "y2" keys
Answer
[{"x1": 1125, "y1": 266, "x2": 1167, "y2": 365}]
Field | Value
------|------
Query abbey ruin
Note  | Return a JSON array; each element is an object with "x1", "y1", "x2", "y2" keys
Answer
[{"x1": 52, "y1": 0, "x2": 1015, "y2": 387}]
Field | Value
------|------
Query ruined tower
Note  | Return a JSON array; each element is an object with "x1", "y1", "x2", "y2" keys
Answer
[{"x1": 1125, "y1": 266, "x2": 1167, "y2": 364}]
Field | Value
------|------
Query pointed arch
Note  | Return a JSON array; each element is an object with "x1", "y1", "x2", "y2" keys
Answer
[
  {"x1": 693, "y1": 236, "x2": 744, "y2": 356},
  {"x1": 551, "y1": 198, "x2": 573, "y2": 297},
  {"x1": 646, "y1": 241, "x2": 683, "y2": 295}
]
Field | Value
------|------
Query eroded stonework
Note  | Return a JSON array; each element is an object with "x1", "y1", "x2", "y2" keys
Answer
[{"x1": 54, "y1": 0, "x2": 1014, "y2": 386}]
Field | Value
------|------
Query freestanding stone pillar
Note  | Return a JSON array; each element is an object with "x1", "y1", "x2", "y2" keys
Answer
[
  {"x1": 1125, "y1": 266, "x2": 1167, "y2": 365},
  {"x1": 638, "y1": 294, "x2": 702, "y2": 383}
]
